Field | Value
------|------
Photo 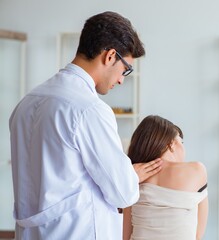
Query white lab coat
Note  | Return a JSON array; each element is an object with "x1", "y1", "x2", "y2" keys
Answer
[{"x1": 9, "y1": 63, "x2": 139, "y2": 240}]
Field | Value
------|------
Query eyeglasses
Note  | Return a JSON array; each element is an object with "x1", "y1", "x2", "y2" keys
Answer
[
  {"x1": 105, "y1": 48, "x2": 133, "y2": 76},
  {"x1": 115, "y1": 51, "x2": 133, "y2": 76}
]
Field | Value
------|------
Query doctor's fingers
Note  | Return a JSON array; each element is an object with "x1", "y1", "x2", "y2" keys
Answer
[
  {"x1": 133, "y1": 159, "x2": 163, "y2": 183},
  {"x1": 143, "y1": 158, "x2": 163, "y2": 172},
  {"x1": 133, "y1": 158, "x2": 163, "y2": 171}
]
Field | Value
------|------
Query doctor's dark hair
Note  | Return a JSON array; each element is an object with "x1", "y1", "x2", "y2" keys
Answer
[
  {"x1": 128, "y1": 115, "x2": 183, "y2": 164},
  {"x1": 76, "y1": 11, "x2": 145, "y2": 60}
]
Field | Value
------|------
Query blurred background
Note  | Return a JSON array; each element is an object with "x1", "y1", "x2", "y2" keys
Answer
[{"x1": 0, "y1": 0, "x2": 219, "y2": 239}]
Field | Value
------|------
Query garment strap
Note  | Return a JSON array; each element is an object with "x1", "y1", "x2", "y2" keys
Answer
[{"x1": 198, "y1": 183, "x2": 207, "y2": 192}]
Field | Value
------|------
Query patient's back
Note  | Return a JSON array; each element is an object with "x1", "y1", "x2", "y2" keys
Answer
[{"x1": 145, "y1": 160, "x2": 207, "y2": 192}]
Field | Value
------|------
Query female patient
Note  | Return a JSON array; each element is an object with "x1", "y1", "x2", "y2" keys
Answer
[{"x1": 123, "y1": 115, "x2": 208, "y2": 240}]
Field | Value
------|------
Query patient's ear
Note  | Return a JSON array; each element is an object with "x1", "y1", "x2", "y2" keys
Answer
[
  {"x1": 168, "y1": 141, "x2": 175, "y2": 153},
  {"x1": 169, "y1": 146, "x2": 174, "y2": 153}
]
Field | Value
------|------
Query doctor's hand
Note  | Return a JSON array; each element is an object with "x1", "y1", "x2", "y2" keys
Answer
[{"x1": 133, "y1": 158, "x2": 163, "y2": 183}]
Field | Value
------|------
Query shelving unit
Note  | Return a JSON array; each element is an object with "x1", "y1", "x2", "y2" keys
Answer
[
  {"x1": 0, "y1": 29, "x2": 27, "y2": 231},
  {"x1": 56, "y1": 32, "x2": 80, "y2": 70},
  {"x1": 57, "y1": 32, "x2": 140, "y2": 152}
]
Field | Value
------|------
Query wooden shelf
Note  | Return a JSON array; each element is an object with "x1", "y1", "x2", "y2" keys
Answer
[
  {"x1": 0, "y1": 231, "x2": 15, "y2": 239},
  {"x1": 0, "y1": 30, "x2": 27, "y2": 41},
  {"x1": 115, "y1": 113, "x2": 139, "y2": 118}
]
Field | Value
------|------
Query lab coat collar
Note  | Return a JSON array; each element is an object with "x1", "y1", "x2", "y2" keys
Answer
[{"x1": 64, "y1": 63, "x2": 98, "y2": 97}]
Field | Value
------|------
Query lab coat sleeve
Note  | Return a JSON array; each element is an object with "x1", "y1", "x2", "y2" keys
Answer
[{"x1": 73, "y1": 102, "x2": 139, "y2": 208}]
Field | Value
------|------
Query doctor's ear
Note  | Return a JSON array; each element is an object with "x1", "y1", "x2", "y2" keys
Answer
[{"x1": 104, "y1": 49, "x2": 116, "y2": 64}]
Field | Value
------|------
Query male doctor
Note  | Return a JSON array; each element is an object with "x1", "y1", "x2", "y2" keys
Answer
[{"x1": 9, "y1": 11, "x2": 162, "y2": 240}]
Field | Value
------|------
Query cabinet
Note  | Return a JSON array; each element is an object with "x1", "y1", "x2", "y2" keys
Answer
[
  {"x1": 0, "y1": 30, "x2": 27, "y2": 230},
  {"x1": 57, "y1": 32, "x2": 140, "y2": 152}
]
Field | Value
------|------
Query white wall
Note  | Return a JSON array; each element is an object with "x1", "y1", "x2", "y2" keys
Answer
[{"x1": 1, "y1": 0, "x2": 219, "y2": 239}]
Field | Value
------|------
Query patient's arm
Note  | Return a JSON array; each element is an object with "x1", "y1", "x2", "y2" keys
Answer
[
  {"x1": 123, "y1": 207, "x2": 133, "y2": 240},
  {"x1": 196, "y1": 196, "x2": 208, "y2": 240}
]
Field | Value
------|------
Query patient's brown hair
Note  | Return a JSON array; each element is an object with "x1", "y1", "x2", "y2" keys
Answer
[{"x1": 128, "y1": 115, "x2": 183, "y2": 164}]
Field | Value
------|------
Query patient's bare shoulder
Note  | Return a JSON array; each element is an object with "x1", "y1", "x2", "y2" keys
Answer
[
  {"x1": 159, "y1": 161, "x2": 207, "y2": 192},
  {"x1": 188, "y1": 161, "x2": 207, "y2": 177},
  {"x1": 183, "y1": 161, "x2": 207, "y2": 191},
  {"x1": 148, "y1": 161, "x2": 207, "y2": 192}
]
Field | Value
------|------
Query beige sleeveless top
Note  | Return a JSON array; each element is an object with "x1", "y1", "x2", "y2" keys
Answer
[{"x1": 131, "y1": 183, "x2": 207, "y2": 240}]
